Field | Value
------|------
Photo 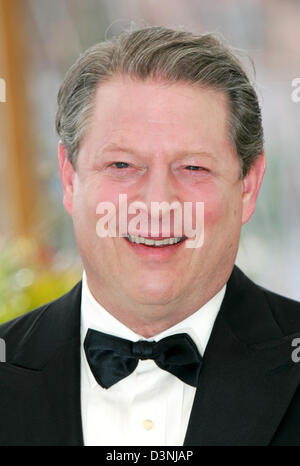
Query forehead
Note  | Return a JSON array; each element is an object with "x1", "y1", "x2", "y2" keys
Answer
[{"x1": 84, "y1": 75, "x2": 234, "y2": 159}]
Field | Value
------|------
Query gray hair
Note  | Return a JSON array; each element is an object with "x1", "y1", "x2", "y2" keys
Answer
[{"x1": 55, "y1": 26, "x2": 264, "y2": 178}]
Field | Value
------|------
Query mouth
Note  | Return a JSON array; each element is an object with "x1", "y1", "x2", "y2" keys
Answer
[
  {"x1": 122, "y1": 234, "x2": 188, "y2": 257},
  {"x1": 123, "y1": 234, "x2": 187, "y2": 247}
]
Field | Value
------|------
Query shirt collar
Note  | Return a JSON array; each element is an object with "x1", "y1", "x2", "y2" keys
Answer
[{"x1": 81, "y1": 270, "x2": 226, "y2": 387}]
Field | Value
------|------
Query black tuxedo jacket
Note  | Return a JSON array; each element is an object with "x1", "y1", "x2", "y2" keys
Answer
[{"x1": 1, "y1": 265, "x2": 300, "y2": 445}]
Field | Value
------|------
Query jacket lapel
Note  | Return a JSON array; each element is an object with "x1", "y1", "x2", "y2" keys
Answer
[
  {"x1": 184, "y1": 266, "x2": 300, "y2": 445},
  {"x1": 40, "y1": 337, "x2": 84, "y2": 445}
]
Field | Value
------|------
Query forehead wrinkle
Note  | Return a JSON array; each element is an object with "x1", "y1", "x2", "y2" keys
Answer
[{"x1": 99, "y1": 141, "x2": 217, "y2": 163}]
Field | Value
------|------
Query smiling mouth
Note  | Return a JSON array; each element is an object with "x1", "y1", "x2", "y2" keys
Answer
[{"x1": 123, "y1": 234, "x2": 187, "y2": 247}]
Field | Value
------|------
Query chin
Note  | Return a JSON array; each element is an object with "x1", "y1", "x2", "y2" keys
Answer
[{"x1": 129, "y1": 281, "x2": 178, "y2": 305}]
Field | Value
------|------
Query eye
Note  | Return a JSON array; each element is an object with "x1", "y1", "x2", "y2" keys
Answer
[
  {"x1": 185, "y1": 165, "x2": 208, "y2": 171},
  {"x1": 111, "y1": 162, "x2": 130, "y2": 169}
]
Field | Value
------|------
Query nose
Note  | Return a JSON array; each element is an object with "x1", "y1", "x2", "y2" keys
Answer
[
  {"x1": 145, "y1": 163, "x2": 177, "y2": 205},
  {"x1": 135, "y1": 163, "x2": 182, "y2": 237}
]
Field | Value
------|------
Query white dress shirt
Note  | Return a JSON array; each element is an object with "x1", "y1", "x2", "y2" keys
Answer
[{"x1": 80, "y1": 270, "x2": 226, "y2": 446}]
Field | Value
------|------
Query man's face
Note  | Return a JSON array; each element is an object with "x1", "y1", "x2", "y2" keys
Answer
[{"x1": 59, "y1": 76, "x2": 265, "y2": 322}]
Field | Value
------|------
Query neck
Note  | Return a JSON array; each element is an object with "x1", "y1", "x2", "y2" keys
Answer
[{"x1": 84, "y1": 271, "x2": 228, "y2": 338}]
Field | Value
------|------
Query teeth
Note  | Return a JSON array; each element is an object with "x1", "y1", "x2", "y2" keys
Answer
[{"x1": 125, "y1": 235, "x2": 184, "y2": 246}]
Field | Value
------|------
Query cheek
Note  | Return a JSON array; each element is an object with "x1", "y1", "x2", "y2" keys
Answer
[
  {"x1": 92, "y1": 180, "x2": 124, "y2": 209},
  {"x1": 203, "y1": 200, "x2": 224, "y2": 233},
  {"x1": 74, "y1": 180, "x2": 118, "y2": 220},
  {"x1": 91, "y1": 183, "x2": 126, "y2": 240},
  {"x1": 201, "y1": 189, "x2": 241, "y2": 235},
  {"x1": 193, "y1": 186, "x2": 225, "y2": 230},
  {"x1": 71, "y1": 184, "x2": 100, "y2": 241}
]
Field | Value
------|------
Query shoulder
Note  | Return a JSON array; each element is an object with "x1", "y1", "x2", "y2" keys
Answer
[
  {"x1": 0, "y1": 301, "x2": 51, "y2": 345},
  {"x1": 0, "y1": 281, "x2": 82, "y2": 362},
  {"x1": 234, "y1": 265, "x2": 300, "y2": 334},
  {"x1": 257, "y1": 282, "x2": 300, "y2": 335}
]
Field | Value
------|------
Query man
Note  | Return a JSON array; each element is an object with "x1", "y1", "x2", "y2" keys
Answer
[{"x1": 1, "y1": 26, "x2": 300, "y2": 446}]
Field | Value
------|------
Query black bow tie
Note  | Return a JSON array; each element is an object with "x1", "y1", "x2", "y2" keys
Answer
[{"x1": 84, "y1": 328, "x2": 203, "y2": 389}]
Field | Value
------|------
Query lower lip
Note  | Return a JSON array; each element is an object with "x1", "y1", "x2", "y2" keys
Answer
[{"x1": 124, "y1": 237, "x2": 187, "y2": 258}]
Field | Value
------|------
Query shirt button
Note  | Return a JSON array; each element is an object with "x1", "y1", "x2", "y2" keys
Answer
[{"x1": 143, "y1": 419, "x2": 154, "y2": 430}]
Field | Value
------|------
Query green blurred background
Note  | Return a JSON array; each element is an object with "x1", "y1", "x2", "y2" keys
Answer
[{"x1": 0, "y1": 0, "x2": 299, "y2": 323}]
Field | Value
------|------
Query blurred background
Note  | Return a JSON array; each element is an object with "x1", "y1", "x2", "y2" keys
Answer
[{"x1": 0, "y1": 0, "x2": 299, "y2": 323}]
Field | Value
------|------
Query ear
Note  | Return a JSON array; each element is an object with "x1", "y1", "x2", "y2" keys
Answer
[
  {"x1": 58, "y1": 141, "x2": 76, "y2": 216},
  {"x1": 241, "y1": 152, "x2": 266, "y2": 224}
]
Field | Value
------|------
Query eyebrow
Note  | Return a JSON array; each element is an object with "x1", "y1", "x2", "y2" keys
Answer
[{"x1": 99, "y1": 143, "x2": 217, "y2": 160}]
